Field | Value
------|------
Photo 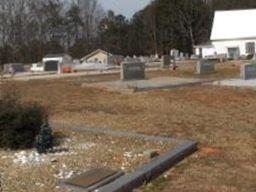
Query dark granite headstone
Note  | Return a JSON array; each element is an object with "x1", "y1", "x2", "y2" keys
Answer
[
  {"x1": 196, "y1": 59, "x2": 215, "y2": 75},
  {"x1": 121, "y1": 62, "x2": 145, "y2": 81},
  {"x1": 63, "y1": 168, "x2": 124, "y2": 191},
  {"x1": 241, "y1": 62, "x2": 256, "y2": 80},
  {"x1": 162, "y1": 55, "x2": 171, "y2": 68}
]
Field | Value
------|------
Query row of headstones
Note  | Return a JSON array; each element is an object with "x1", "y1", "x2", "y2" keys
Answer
[
  {"x1": 124, "y1": 51, "x2": 190, "y2": 64},
  {"x1": 170, "y1": 49, "x2": 190, "y2": 60},
  {"x1": 124, "y1": 56, "x2": 157, "y2": 63},
  {"x1": 120, "y1": 60, "x2": 256, "y2": 81},
  {"x1": 120, "y1": 59, "x2": 210, "y2": 81},
  {"x1": 197, "y1": 59, "x2": 256, "y2": 80},
  {"x1": 120, "y1": 60, "x2": 215, "y2": 81}
]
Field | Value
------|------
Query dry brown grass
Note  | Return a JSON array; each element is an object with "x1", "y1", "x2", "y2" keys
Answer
[
  {"x1": 1, "y1": 62, "x2": 256, "y2": 192},
  {"x1": 154, "y1": 60, "x2": 241, "y2": 79},
  {"x1": 0, "y1": 129, "x2": 172, "y2": 192}
]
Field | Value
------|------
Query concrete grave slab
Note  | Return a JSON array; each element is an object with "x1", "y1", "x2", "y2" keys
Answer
[
  {"x1": 213, "y1": 78, "x2": 256, "y2": 88},
  {"x1": 96, "y1": 140, "x2": 196, "y2": 192},
  {"x1": 53, "y1": 122, "x2": 197, "y2": 192},
  {"x1": 82, "y1": 77, "x2": 206, "y2": 92}
]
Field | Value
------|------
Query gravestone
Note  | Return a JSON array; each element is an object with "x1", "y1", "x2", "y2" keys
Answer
[
  {"x1": 252, "y1": 54, "x2": 256, "y2": 61},
  {"x1": 196, "y1": 59, "x2": 215, "y2": 75},
  {"x1": 180, "y1": 52, "x2": 184, "y2": 60},
  {"x1": 63, "y1": 168, "x2": 124, "y2": 191},
  {"x1": 170, "y1": 49, "x2": 179, "y2": 59},
  {"x1": 241, "y1": 62, "x2": 256, "y2": 80},
  {"x1": 162, "y1": 55, "x2": 171, "y2": 68},
  {"x1": 124, "y1": 56, "x2": 133, "y2": 63},
  {"x1": 3, "y1": 63, "x2": 25, "y2": 74},
  {"x1": 121, "y1": 62, "x2": 145, "y2": 81}
]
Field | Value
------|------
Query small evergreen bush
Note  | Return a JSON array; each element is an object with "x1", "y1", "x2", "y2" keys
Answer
[
  {"x1": 35, "y1": 120, "x2": 54, "y2": 154},
  {"x1": 0, "y1": 89, "x2": 46, "y2": 149}
]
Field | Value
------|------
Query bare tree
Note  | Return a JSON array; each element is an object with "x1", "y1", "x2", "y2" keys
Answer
[{"x1": 0, "y1": 0, "x2": 105, "y2": 63}]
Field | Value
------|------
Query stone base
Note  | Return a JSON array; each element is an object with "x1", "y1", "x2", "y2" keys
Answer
[{"x1": 82, "y1": 77, "x2": 206, "y2": 92}]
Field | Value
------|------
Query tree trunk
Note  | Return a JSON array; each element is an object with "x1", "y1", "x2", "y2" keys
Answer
[{"x1": 189, "y1": 26, "x2": 195, "y2": 53}]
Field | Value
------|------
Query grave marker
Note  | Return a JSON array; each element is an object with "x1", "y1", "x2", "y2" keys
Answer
[
  {"x1": 241, "y1": 62, "x2": 256, "y2": 80},
  {"x1": 63, "y1": 168, "x2": 124, "y2": 192},
  {"x1": 162, "y1": 55, "x2": 171, "y2": 68},
  {"x1": 121, "y1": 62, "x2": 145, "y2": 81},
  {"x1": 196, "y1": 59, "x2": 215, "y2": 75}
]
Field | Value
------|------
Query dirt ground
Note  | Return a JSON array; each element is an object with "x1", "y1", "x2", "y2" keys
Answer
[
  {"x1": 0, "y1": 130, "x2": 175, "y2": 192},
  {"x1": 1, "y1": 61, "x2": 256, "y2": 192},
  {"x1": 0, "y1": 129, "x2": 173, "y2": 192}
]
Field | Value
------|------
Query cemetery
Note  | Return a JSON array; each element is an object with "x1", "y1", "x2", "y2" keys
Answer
[
  {"x1": 1, "y1": 1, "x2": 256, "y2": 191},
  {"x1": 0, "y1": 127, "x2": 180, "y2": 192},
  {"x1": 76, "y1": 60, "x2": 243, "y2": 93},
  {"x1": 1, "y1": 61, "x2": 255, "y2": 191}
]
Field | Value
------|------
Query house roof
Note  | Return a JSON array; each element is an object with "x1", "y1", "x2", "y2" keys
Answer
[
  {"x1": 211, "y1": 9, "x2": 256, "y2": 41},
  {"x1": 44, "y1": 54, "x2": 70, "y2": 58},
  {"x1": 81, "y1": 49, "x2": 112, "y2": 61},
  {"x1": 194, "y1": 42, "x2": 213, "y2": 48}
]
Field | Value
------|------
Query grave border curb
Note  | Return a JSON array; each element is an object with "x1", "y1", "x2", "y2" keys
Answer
[
  {"x1": 97, "y1": 140, "x2": 197, "y2": 192},
  {"x1": 53, "y1": 122, "x2": 197, "y2": 192}
]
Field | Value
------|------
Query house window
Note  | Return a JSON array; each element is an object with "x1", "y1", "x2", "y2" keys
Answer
[{"x1": 246, "y1": 42, "x2": 255, "y2": 54}]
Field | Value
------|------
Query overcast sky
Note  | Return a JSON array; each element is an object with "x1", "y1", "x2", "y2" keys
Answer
[{"x1": 98, "y1": 0, "x2": 152, "y2": 18}]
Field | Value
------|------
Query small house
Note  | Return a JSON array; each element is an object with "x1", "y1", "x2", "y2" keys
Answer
[
  {"x1": 81, "y1": 49, "x2": 124, "y2": 65},
  {"x1": 81, "y1": 49, "x2": 111, "y2": 64}
]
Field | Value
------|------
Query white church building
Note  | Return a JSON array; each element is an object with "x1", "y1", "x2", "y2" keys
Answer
[{"x1": 195, "y1": 9, "x2": 256, "y2": 59}]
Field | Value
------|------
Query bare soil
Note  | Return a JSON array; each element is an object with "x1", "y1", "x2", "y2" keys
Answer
[{"x1": 0, "y1": 129, "x2": 172, "y2": 192}]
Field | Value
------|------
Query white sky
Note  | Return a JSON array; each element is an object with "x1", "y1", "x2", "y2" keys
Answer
[{"x1": 98, "y1": 0, "x2": 152, "y2": 18}]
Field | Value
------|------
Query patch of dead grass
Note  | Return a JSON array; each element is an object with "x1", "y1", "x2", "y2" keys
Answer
[
  {"x1": 1, "y1": 64, "x2": 255, "y2": 192},
  {"x1": 0, "y1": 129, "x2": 173, "y2": 192}
]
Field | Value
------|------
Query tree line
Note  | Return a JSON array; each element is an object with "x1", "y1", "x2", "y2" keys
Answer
[
  {"x1": 1, "y1": 0, "x2": 256, "y2": 64},
  {"x1": 101, "y1": 0, "x2": 256, "y2": 56},
  {"x1": 0, "y1": 0, "x2": 104, "y2": 64}
]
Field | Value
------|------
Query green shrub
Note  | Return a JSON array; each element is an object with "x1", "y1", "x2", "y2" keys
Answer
[
  {"x1": 35, "y1": 120, "x2": 54, "y2": 154},
  {"x1": 0, "y1": 90, "x2": 46, "y2": 149}
]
